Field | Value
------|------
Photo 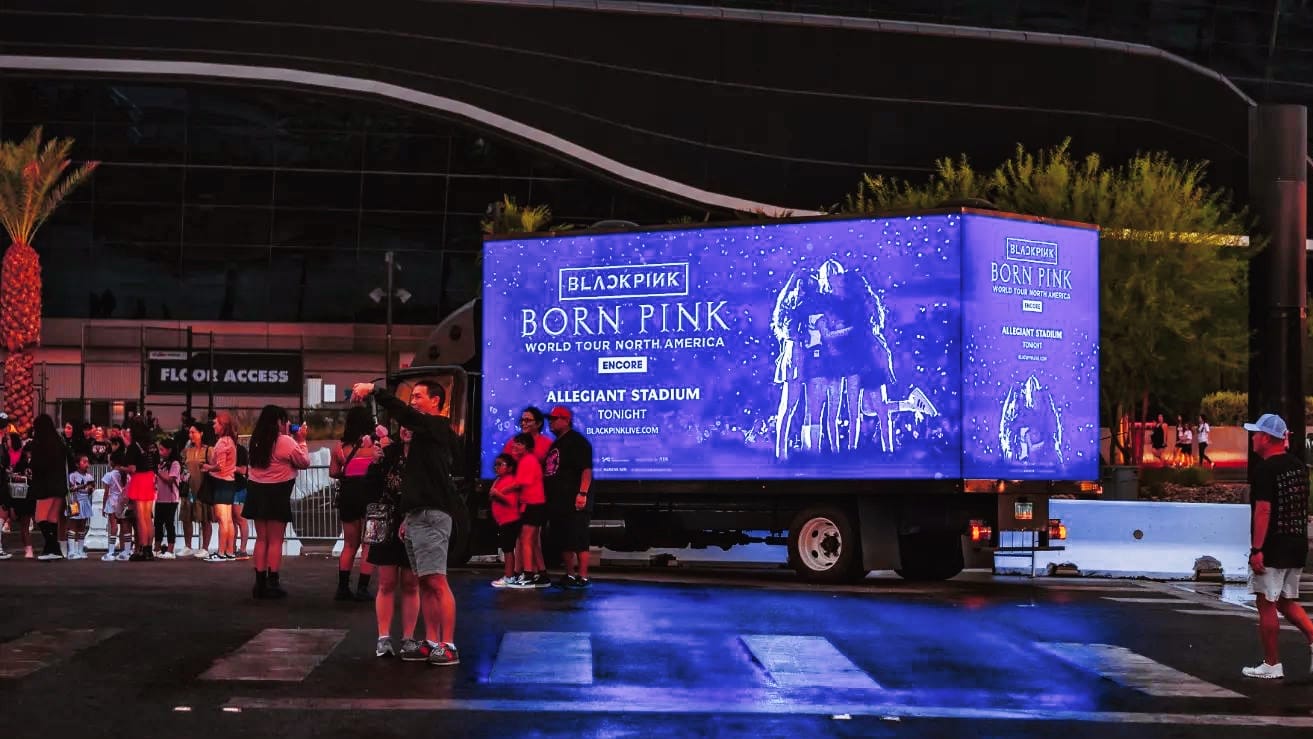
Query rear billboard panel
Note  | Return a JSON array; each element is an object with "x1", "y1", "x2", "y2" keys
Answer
[
  {"x1": 481, "y1": 213, "x2": 1098, "y2": 482},
  {"x1": 960, "y1": 215, "x2": 1100, "y2": 480}
]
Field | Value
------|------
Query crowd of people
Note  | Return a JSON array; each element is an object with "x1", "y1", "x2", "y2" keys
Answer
[
  {"x1": 1148, "y1": 413, "x2": 1214, "y2": 467},
  {"x1": 0, "y1": 382, "x2": 596, "y2": 670}
]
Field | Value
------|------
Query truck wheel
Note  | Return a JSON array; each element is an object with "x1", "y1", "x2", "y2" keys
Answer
[
  {"x1": 788, "y1": 506, "x2": 860, "y2": 582},
  {"x1": 894, "y1": 532, "x2": 964, "y2": 581}
]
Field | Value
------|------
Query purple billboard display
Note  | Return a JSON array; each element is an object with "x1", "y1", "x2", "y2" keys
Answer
[
  {"x1": 482, "y1": 213, "x2": 1099, "y2": 482},
  {"x1": 960, "y1": 215, "x2": 1100, "y2": 480}
]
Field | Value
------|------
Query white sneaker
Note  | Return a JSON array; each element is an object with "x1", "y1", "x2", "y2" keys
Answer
[
  {"x1": 195, "y1": 549, "x2": 210, "y2": 559},
  {"x1": 1242, "y1": 662, "x2": 1284, "y2": 679},
  {"x1": 37, "y1": 552, "x2": 64, "y2": 561},
  {"x1": 0, "y1": 550, "x2": 11, "y2": 560},
  {"x1": 116, "y1": 550, "x2": 132, "y2": 561},
  {"x1": 491, "y1": 576, "x2": 516, "y2": 588},
  {"x1": 176, "y1": 547, "x2": 192, "y2": 557},
  {"x1": 158, "y1": 551, "x2": 176, "y2": 560},
  {"x1": 101, "y1": 551, "x2": 117, "y2": 562}
]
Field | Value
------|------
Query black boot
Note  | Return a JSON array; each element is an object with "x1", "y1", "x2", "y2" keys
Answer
[
  {"x1": 354, "y1": 573, "x2": 373, "y2": 602},
  {"x1": 252, "y1": 570, "x2": 268, "y2": 599},
  {"x1": 335, "y1": 570, "x2": 353, "y2": 601},
  {"x1": 267, "y1": 571, "x2": 287, "y2": 599}
]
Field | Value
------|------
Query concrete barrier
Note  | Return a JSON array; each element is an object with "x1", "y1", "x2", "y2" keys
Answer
[{"x1": 995, "y1": 499, "x2": 1249, "y2": 581}]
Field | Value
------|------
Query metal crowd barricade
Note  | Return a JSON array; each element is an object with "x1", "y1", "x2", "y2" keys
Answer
[{"x1": 290, "y1": 464, "x2": 340, "y2": 543}]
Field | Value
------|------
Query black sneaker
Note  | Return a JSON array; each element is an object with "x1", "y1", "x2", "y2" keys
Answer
[
  {"x1": 557, "y1": 575, "x2": 579, "y2": 589},
  {"x1": 399, "y1": 638, "x2": 427, "y2": 661},
  {"x1": 530, "y1": 573, "x2": 553, "y2": 589}
]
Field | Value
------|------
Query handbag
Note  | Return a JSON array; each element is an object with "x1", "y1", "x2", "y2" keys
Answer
[
  {"x1": 198, "y1": 473, "x2": 216, "y2": 505},
  {"x1": 7, "y1": 475, "x2": 29, "y2": 500},
  {"x1": 362, "y1": 500, "x2": 395, "y2": 545}
]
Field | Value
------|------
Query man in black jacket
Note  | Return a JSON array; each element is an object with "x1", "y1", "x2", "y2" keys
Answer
[{"x1": 352, "y1": 380, "x2": 462, "y2": 666}]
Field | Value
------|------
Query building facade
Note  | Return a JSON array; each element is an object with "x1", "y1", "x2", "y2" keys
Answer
[{"x1": 0, "y1": 0, "x2": 1307, "y2": 424}]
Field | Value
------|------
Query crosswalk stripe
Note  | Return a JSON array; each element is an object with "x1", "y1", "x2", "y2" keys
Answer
[
  {"x1": 0, "y1": 628, "x2": 121, "y2": 679},
  {"x1": 1035, "y1": 642, "x2": 1242, "y2": 699},
  {"x1": 488, "y1": 632, "x2": 592, "y2": 685},
  {"x1": 739, "y1": 635, "x2": 880, "y2": 690},
  {"x1": 1175, "y1": 610, "x2": 1304, "y2": 631},
  {"x1": 200, "y1": 629, "x2": 347, "y2": 682},
  {"x1": 223, "y1": 695, "x2": 1313, "y2": 726}
]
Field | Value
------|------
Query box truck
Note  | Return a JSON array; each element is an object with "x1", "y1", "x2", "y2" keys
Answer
[{"x1": 394, "y1": 208, "x2": 1100, "y2": 582}]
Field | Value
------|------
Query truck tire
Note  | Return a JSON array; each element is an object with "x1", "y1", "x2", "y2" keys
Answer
[
  {"x1": 788, "y1": 506, "x2": 861, "y2": 583},
  {"x1": 894, "y1": 532, "x2": 964, "y2": 581}
]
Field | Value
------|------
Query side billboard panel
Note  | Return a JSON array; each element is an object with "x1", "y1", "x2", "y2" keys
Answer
[{"x1": 482, "y1": 216, "x2": 965, "y2": 480}]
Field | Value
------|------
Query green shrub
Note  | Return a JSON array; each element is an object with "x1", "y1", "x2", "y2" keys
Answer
[
  {"x1": 1200, "y1": 391, "x2": 1313, "y2": 425},
  {"x1": 1138, "y1": 465, "x2": 1213, "y2": 496},
  {"x1": 1200, "y1": 392, "x2": 1248, "y2": 426}
]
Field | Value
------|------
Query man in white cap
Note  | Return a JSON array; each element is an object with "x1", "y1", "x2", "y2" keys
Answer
[{"x1": 1241, "y1": 412, "x2": 1313, "y2": 679}]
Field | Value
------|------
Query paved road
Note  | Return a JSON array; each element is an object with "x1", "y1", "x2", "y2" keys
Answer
[{"x1": 2, "y1": 557, "x2": 1313, "y2": 738}]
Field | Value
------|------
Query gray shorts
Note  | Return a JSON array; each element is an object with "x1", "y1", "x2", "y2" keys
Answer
[
  {"x1": 1249, "y1": 567, "x2": 1303, "y2": 601},
  {"x1": 403, "y1": 508, "x2": 452, "y2": 577}
]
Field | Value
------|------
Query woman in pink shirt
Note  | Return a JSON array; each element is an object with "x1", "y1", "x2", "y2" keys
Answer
[
  {"x1": 201, "y1": 411, "x2": 240, "y2": 562},
  {"x1": 245, "y1": 404, "x2": 311, "y2": 599}
]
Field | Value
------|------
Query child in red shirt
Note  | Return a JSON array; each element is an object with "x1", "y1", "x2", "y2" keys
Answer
[{"x1": 489, "y1": 453, "x2": 521, "y2": 588}]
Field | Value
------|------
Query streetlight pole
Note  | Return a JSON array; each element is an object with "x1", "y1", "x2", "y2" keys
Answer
[{"x1": 385, "y1": 250, "x2": 394, "y2": 383}]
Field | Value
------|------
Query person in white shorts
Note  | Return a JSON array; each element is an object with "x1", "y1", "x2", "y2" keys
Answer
[{"x1": 1241, "y1": 413, "x2": 1313, "y2": 679}]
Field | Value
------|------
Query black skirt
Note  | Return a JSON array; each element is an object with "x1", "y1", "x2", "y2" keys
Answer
[
  {"x1": 243, "y1": 479, "x2": 295, "y2": 523},
  {"x1": 366, "y1": 533, "x2": 410, "y2": 568}
]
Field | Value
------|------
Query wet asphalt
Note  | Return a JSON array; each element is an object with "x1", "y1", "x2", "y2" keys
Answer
[{"x1": 2, "y1": 552, "x2": 1313, "y2": 738}]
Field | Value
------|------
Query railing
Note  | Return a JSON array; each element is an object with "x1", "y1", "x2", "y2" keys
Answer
[
  {"x1": 77, "y1": 463, "x2": 344, "y2": 545},
  {"x1": 291, "y1": 465, "x2": 340, "y2": 542}
]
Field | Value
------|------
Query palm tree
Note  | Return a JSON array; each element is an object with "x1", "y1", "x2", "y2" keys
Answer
[{"x1": 0, "y1": 127, "x2": 98, "y2": 432}]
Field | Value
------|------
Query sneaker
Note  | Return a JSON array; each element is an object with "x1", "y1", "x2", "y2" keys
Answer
[
  {"x1": 399, "y1": 639, "x2": 426, "y2": 662},
  {"x1": 222, "y1": 553, "x2": 237, "y2": 561},
  {"x1": 158, "y1": 551, "x2": 176, "y2": 560},
  {"x1": 375, "y1": 636, "x2": 396, "y2": 658},
  {"x1": 101, "y1": 551, "x2": 117, "y2": 562},
  {"x1": 205, "y1": 553, "x2": 228, "y2": 563},
  {"x1": 0, "y1": 550, "x2": 11, "y2": 560},
  {"x1": 530, "y1": 573, "x2": 553, "y2": 589},
  {"x1": 1242, "y1": 662, "x2": 1284, "y2": 679},
  {"x1": 194, "y1": 549, "x2": 210, "y2": 559},
  {"x1": 491, "y1": 576, "x2": 516, "y2": 588},
  {"x1": 176, "y1": 547, "x2": 192, "y2": 557},
  {"x1": 37, "y1": 552, "x2": 64, "y2": 561},
  {"x1": 505, "y1": 574, "x2": 536, "y2": 589},
  {"x1": 558, "y1": 575, "x2": 580, "y2": 589},
  {"x1": 564, "y1": 577, "x2": 591, "y2": 589},
  {"x1": 427, "y1": 642, "x2": 459, "y2": 666},
  {"x1": 116, "y1": 550, "x2": 132, "y2": 561}
]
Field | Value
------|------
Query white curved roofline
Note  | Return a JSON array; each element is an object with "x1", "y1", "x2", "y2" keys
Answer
[
  {"x1": 0, "y1": 54, "x2": 815, "y2": 217},
  {"x1": 456, "y1": 0, "x2": 1313, "y2": 174}
]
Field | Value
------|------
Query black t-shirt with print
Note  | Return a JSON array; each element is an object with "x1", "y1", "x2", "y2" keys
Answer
[
  {"x1": 88, "y1": 440, "x2": 110, "y2": 465},
  {"x1": 544, "y1": 430, "x2": 594, "y2": 512},
  {"x1": 1251, "y1": 451, "x2": 1309, "y2": 568}
]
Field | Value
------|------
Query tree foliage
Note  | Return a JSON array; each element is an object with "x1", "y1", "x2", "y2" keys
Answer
[
  {"x1": 837, "y1": 140, "x2": 1254, "y2": 461},
  {"x1": 481, "y1": 195, "x2": 571, "y2": 235}
]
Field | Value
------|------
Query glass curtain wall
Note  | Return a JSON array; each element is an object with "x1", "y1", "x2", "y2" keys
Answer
[{"x1": 0, "y1": 77, "x2": 695, "y2": 324}]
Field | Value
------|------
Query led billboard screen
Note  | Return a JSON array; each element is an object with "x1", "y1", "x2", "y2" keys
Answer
[{"x1": 482, "y1": 213, "x2": 1098, "y2": 482}]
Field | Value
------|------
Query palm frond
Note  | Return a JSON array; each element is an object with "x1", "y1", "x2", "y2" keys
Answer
[{"x1": 33, "y1": 161, "x2": 99, "y2": 235}]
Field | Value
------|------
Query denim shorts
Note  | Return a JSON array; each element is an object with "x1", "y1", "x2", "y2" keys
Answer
[{"x1": 403, "y1": 508, "x2": 452, "y2": 577}]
